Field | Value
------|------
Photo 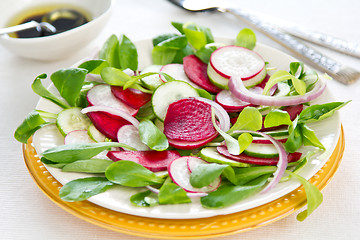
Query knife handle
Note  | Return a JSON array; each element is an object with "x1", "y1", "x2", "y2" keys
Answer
[{"x1": 225, "y1": 8, "x2": 343, "y2": 74}]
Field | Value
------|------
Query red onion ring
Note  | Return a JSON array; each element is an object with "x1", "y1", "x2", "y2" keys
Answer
[
  {"x1": 232, "y1": 130, "x2": 288, "y2": 193},
  {"x1": 195, "y1": 97, "x2": 231, "y2": 132},
  {"x1": 228, "y1": 75, "x2": 326, "y2": 106},
  {"x1": 81, "y1": 106, "x2": 140, "y2": 128}
]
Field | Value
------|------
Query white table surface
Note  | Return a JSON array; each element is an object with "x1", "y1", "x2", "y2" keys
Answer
[{"x1": 1, "y1": 0, "x2": 360, "y2": 239}]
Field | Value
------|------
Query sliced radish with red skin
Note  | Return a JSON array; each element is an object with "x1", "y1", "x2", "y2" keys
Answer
[
  {"x1": 216, "y1": 146, "x2": 301, "y2": 165},
  {"x1": 215, "y1": 75, "x2": 277, "y2": 112},
  {"x1": 168, "y1": 156, "x2": 221, "y2": 193},
  {"x1": 86, "y1": 111, "x2": 130, "y2": 141},
  {"x1": 209, "y1": 45, "x2": 266, "y2": 87},
  {"x1": 111, "y1": 86, "x2": 152, "y2": 109},
  {"x1": 107, "y1": 150, "x2": 181, "y2": 172},
  {"x1": 117, "y1": 125, "x2": 150, "y2": 151},
  {"x1": 186, "y1": 157, "x2": 208, "y2": 173},
  {"x1": 64, "y1": 130, "x2": 95, "y2": 145},
  {"x1": 183, "y1": 55, "x2": 221, "y2": 93},
  {"x1": 160, "y1": 64, "x2": 201, "y2": 89},
  {"x1": 164, "y1": 98, "x2": 217, "y2": 142},
  {"x1": 87, "y1": 84, "x2": 138, "y2": 116}
]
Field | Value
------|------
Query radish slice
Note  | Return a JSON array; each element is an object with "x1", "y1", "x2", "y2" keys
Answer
[
  {"x1": 210, "y1": 46, "x2": 266, "y2": 87},
  {"x1": 232, "y1": 130, "x2": 289, "y2": 193},
  {"x1": 111, "y1": 86, "x2": 152, "y2": 109},
  {"x1": 216, "y1": 89, "x2": 254, "y2": 111},
  {"x1": 187, "y1": 157, "x2": 208, "y2": 173},
  {"x1": 117, "y1": 125, "x2": 150, "y2": 151},
  {"x1": 229, "y1": 75, "x2": 326, "y2": 106},
  {"x1": 64, "y1": 130, "x2": 95, "y2": 144},
  {"x1": 215, "y1": 75, "x2": 277, "y2": 112},
  {"x1": 81, "y1": 106, "x2": 140, "y2": 128},
  {"x1": 168, "y1": 156, "x2": 221, "y2": 193},
  {"x1": 183, "y1": 55, "x2": 221, "y2": 93},
  {"x1": 87, "y1": 84, "x2": 138, "y2": 116},
  {"x1": 160, "y1": 64, "x2": 202, "y2": 89},
  {"x1": 107, "y1": 150, "x2": 181, "y2": 172}
]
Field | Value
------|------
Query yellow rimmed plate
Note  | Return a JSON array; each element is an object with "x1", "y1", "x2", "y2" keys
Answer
[{"x1": 23, "y1": 126, "x2": 344, "y2": 239}]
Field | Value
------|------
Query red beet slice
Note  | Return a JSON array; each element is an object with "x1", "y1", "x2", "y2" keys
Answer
[
  {"x1": 87, "y1": 111, "x2": 130, "y2": 141},
  {"x1": 107, "y1": 150, "x2": 181, "y2": 172},
  {"x1": 183, "y1": 55, "x2": 222, "y2": 93},
  {"x1": 217, "y1": 146, "x2": 302, "y2": 165},
  {"x1": 111, "y1": 86, "x2": 152, "y2": 109},
  {"x1": 168, "y1": 132, "x2": 219, "y2": 150},
  {"x1": 164, "y1": 98, "x2": 218, "y2": 142}
]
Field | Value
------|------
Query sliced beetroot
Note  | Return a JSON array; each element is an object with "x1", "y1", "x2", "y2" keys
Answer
[
  {"x1": 107, "y1": 150, "x2": 181, "y2": 172},
  {"x1": 168, "y1": 132, "x2": 218, "y2": 150},
  {"x1": 217, "y1": 146, "x2": 302, "y2": 165},
  {"x1": 87, "y1": 111, "x2": 130, "y2": 141},
  {"x1": 164, "y1": 98, "x2": 217, "y2": 142},
  {"x1": 111, "y1": 86, "x2": 152, "y2": 109},
  {"x1": 283, "y1": 104, "x2": 304, "y2": 121},
  {"x1": 183, "y1": 55, "x2": 221, "y2": 93}
]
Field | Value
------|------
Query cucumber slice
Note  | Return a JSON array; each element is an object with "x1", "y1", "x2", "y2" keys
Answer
[
  {"x1": 199, "y1": 147, "x2": 251, "y2": 167},
  {"x1": 207, "y1": 63, "x2": 229, "y2": 89},
  {"x1": 261, "y1": 129, "x2": 289, "y2": 137},
  {"x1": 243, "y1": 143, "x2": 279, "y2": 158},
  {"x1": 140, "y1": 65, "x2": 164, "y2": 90},
  {"x1": 151, "y1": 80, "x2": 199, "y2": 121},
  {"x1": 88, "y1": 123, "x2": 106, "y2": 142},
  {"x1": 56, "y1": 107, "x2": 91, "y2": 136}
]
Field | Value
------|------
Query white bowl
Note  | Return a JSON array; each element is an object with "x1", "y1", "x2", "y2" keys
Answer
[{"x1": 0, "y1": 0, "x2": 114, "y2": 61}]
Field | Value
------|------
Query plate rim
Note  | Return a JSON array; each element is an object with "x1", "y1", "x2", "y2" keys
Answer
[{"x1": 22, "y1": 126, "x2": 344, "y2": 239}]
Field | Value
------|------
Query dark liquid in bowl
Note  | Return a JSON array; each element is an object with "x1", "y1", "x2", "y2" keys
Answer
[{"x1": 8, "y1": 5, "x2": 91, "y2": 38}]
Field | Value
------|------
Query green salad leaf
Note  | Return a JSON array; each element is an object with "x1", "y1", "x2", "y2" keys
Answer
[
  {"x1": 59, "y1": 177, "x2": 114, "y2": 202},
  {"x1": 286, "y1": 170, "x2": 323, "y2": 221},
  {"x1": 14, "y1": 110, "x2": 47, "y2": 143},
  {"x1": 50, "y1": 68, "x2": 88, "y2": 107},
  {"x1": 235, "y1": 28, "x2": 256, "y2": 50},
  {"x1": 105, "y1": 161, "x2": 164, "y2": 187},
  {"x1": 158, "y1": 183, "x2": 191, "y2": 204},
  {"x1": 139, "y1": 119, "x2": 169, "y2": 151}
]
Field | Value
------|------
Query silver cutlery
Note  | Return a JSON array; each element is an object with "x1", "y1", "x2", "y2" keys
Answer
[
  {"x1": 168, "y1": 0, "x2": 360, "y2": 85},
  {"x1": 0, "y1": 20, "x2": 56, "y2": 35}
]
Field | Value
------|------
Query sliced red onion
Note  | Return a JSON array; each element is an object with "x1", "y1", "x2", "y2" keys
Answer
[
  {"x1": 232, "y1": 130, "x2": 288, "y2": 194},
  {"x1": 228, "y1": 75, "x2": 326, "y2": 106},
  {"x1": 195, "y1": 97, "x2": 230, "y2": 132},
  {"x1": 145, "y1": 185, "x2": 208, "y2": 198},
  {"x1": 81, "y1": 106, "x2": 140, "y2": 128}
]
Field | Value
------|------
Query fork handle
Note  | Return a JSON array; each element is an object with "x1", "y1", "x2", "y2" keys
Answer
[
  {"x1": 280, "y1": 24, "x2": 360, "y2": 58},
  {"x1": 224, "y1": 8, "x2": 346, "y2": 77}
]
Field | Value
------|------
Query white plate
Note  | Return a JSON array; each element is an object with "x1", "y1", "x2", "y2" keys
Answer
[{"x1": 31, "y1": 38, "x2": 340, "y2": 219}]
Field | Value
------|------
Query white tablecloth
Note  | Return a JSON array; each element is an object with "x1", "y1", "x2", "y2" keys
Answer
[{"x1": 1, "y1": 0, "x2": 359, "y2": 239}]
